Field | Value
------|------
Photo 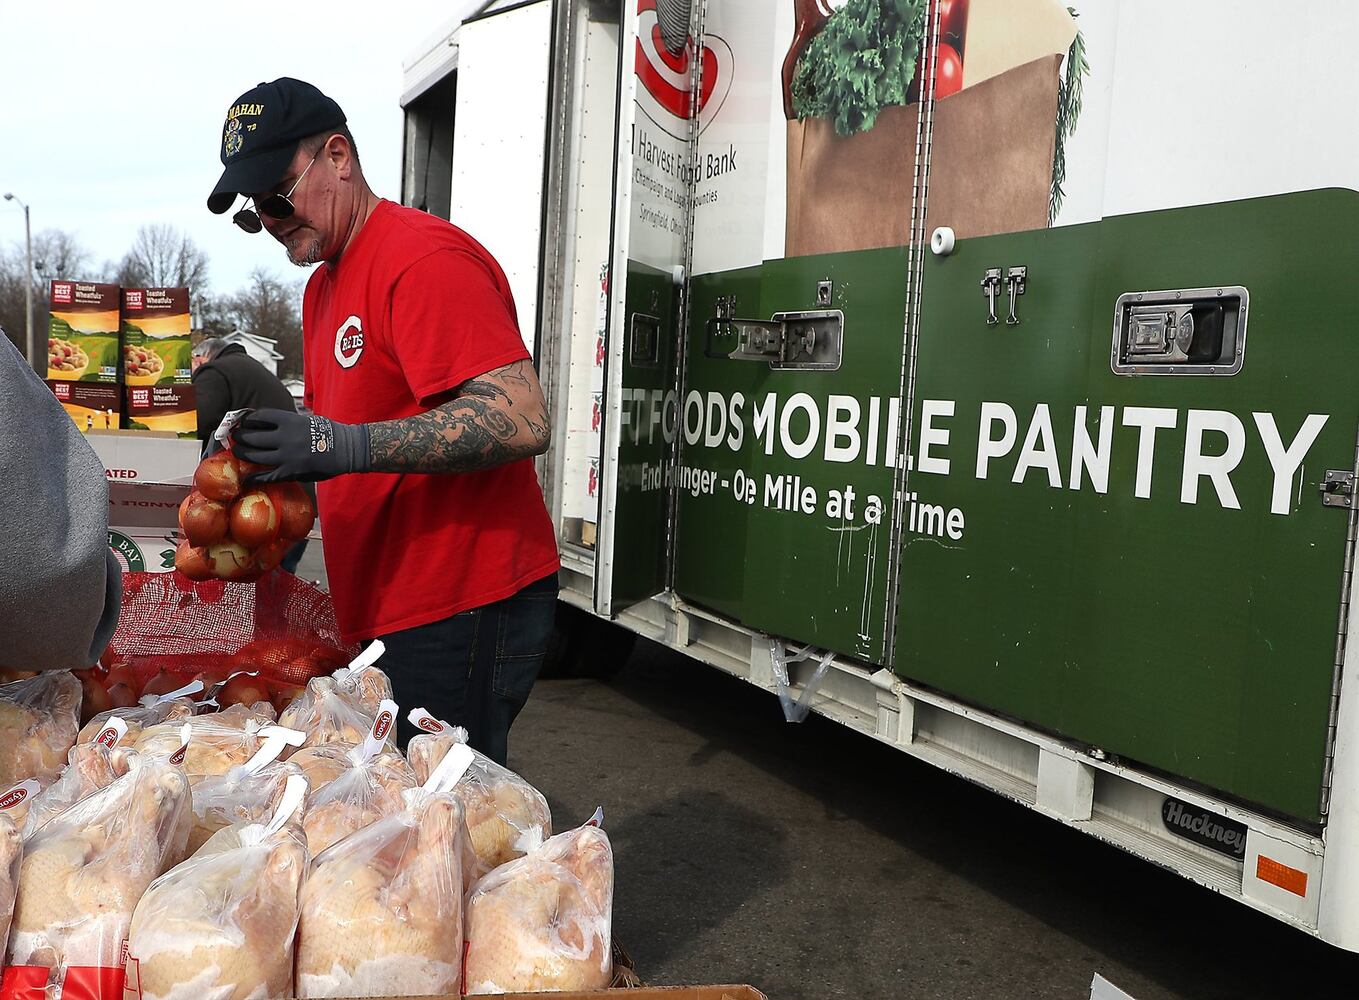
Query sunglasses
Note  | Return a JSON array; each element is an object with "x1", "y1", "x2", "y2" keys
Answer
[{"x1": 232, "y1": 148, "x2": 321, "y2": 233}]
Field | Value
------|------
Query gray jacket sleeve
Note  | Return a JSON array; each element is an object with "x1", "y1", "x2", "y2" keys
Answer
[{"x1": 0, "y1": 336, "x2": 121, "y2": 670}]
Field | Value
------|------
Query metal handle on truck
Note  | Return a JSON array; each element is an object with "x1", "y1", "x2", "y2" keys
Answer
[
  {"x1": 704, "y1": 296, "x2": 843, "y2": 371},
  {"x1": 1111, "y1": 286, "x2": 1249, "y2": 376}
]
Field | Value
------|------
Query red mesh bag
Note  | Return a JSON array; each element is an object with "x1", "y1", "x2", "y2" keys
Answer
[{"x1": 108, "y1": 570, "x2": 358, "y2": 689}]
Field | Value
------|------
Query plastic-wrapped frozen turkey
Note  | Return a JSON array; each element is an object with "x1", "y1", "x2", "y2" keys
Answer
[
  {"x1": 0, "y1": 673, "x2": 81, "y2": 785},
  {"x1": 132, "y1": 706, "x2": 279, "y2": 781},
  {"x1": 5, "y1": 757, "x2": 192, "y2": 999},
  {"x1": 280, "y1": 654, "x2": 393, "y2": 750},
  {"x1": 20, "y1": 742, "x2": 135, "y2": 838},
  {"x1": 406, "y1": 709, "x2": 551, "y2": 874},
  {"x1": 0, "y1": 814, "x2": 21, "y2": 962},
  {"x1": 295, "y1": 744, "x2": 473, "y2": 998},
  {"x1": 126, "y1": 774, "x2": 310, "y2": 1000},
  {"x1": 298, "y1": 700, "x2": 415, "y2": 856},
  {"x1": 184, "y1": 725, "x2": 306, "y2": 858},
  {"x1": 77, "y1": 696, "x2": 196, "y2": 748},
  {"x1": 463, "y1": 814, "x2": 614, "y2": 995}
]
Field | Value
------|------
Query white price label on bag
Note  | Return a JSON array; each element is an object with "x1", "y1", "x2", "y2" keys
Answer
[
  {"x1": 93, "y1": 716, "x2": 130, "y2": 749},
  {"x1": 0, "y1": 780, "x2": 41, "y2": 811},
  {"x1": 348, "y1": 700, "x2": 398, "y2": 765}
]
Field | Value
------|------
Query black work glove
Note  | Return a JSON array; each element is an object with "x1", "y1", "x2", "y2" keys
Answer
[{"x1": 231, "y1": 408, "x2": 371, "y2": 483}]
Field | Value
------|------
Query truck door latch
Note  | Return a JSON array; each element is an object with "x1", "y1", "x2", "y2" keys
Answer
[
  {"x1": 1321, "y1": 470, "x2": 1355, "y2": 508},
  {"x1": 1005, "y1": 266, "x2": 1027, "y2": 325},
  {"x1": 705, "y1": 295, "x2": 843, "y2": 371},
  {"x1": 981, "y1": 268, "x2": 1002, "y2": 326}
]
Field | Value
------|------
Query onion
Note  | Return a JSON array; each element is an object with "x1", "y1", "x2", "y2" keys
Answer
[
  {"x1": 254, "y1": 536, "x2": 292, "y2": 573},
  {"x1": 265, "y1": 482, "x2": 315, "y2": 541},
  {"x1": 142, "y1": 671, "x2": 190, "y2": 698},
  {"x1": 229, "y1": 490, "x2": 280, "y2": 547},
  {"x1": 76, "y1": 671, "x2": 112, "y2": 725},
  {"x1": 175, "y1": 540, "x2": 215, "y2": 581},
  {"x1": 219, "y1": 673, "x2": 271, "y2": 709},
  {"x1": 205, "y1": 541, "x2": 256, "y2": 581},
  {"x1": 180, "y1": 493, "x2": 230, "y2": 547},
  {"x1": 104, "y1": 664, "x2": 141, "y2": 699},
  {"x1": 193, "y1": 452, "x2": 242, "y2": 502},
  {"x1": 106, "y1": 683, "x2": 138, "y2": 709}
]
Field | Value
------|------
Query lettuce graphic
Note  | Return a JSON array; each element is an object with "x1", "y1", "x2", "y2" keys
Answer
[{"x1": 790, "y1": 0, "x2": 929, "y2": 136}]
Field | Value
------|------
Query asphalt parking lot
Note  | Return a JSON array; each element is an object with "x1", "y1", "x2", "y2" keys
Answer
[{"x1": 293, "y1": 550, "x2": 1359, "y2": 999}]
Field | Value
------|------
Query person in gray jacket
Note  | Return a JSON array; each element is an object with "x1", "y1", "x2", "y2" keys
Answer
[{"x1": 0, "y1": 334, "x2": 121, "y2": 671}]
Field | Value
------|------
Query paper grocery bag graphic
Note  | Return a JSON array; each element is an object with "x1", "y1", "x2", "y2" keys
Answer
[
  {"x1": 783, "y1": 0, "x2": 1079, "y2": 257},
  {"x1": 786, "y1": 54, "x2": 1063, "y2": 258},
  {"x1": 923, "y1": 53, "x2": 1064, "y2": 243}
]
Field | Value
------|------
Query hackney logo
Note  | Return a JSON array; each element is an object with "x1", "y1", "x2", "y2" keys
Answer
[
  {"x1": 1161, "y1": 797, "x2": 1247, "y2": 860},
  {"x1": 634, "y1": 0, "x2": 733, "y2": 139},
  {"x1": 334, "y1": 315, "x2": 364, "y2": 369}
]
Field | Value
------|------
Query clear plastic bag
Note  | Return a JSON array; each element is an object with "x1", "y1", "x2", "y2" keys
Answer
[
  {"x1": 279, "y1": 673, "x2": 391, "y2": 750},
  {"x1": 330, "y1": 654, "x2": 393, "y2": 718},
  {"x1": 463, "y1": 820, "x2": 614, "y2": 995},
  {"x1": 0, "y1": 673, "x2": 82, "y2": 785},
  {"x1": 187, "y1": 760, "x2": 303, "y2": 860},
  {"x1": 301, "y1": 702, "x2": 416, "y2": 857},
  {"x1": 126, "y1": 775, "x2": 310, "y2": 1000},
  {"x1": 78, "y1": 697, "x2": 196, "y2": 748},
  {"x1": 0, "y1": 813, "x2": 21, "y2": 962},
  {"x1": 406, "y1": 710, "x2": 551, "y2": 873},
  {"x1": 21, "y1": 743, "x2": 135, "y2": 839},
  {"x1": 295, "y1": 786, "x2": 469, "y2": 998},
  {"x1": 6, "y1": 758, "x2": 192, "y2": 1000},
  {"x1": 132, "y1": 708, "x2": 279, "y2": 781},
  {"x1": 769, "y1": 640, "x2": 835, "y2": 724}
]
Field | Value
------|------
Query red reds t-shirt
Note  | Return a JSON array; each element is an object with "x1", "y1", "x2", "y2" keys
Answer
[{"x1": 302, "y1": 200, "x2": 559, "y2": 642}]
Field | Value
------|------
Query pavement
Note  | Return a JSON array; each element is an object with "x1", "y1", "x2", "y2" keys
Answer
[
  {"x1": 294, "y1": 548, "x2": 1359, "y2": 998},
  {"x1": 513, "y1": 645, "x2": 1359, "y2": 1000}
]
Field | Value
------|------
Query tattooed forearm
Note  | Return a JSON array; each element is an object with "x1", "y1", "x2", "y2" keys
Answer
[{"x1": 366, "y1": 359, "x2": 551, "y2": 474}]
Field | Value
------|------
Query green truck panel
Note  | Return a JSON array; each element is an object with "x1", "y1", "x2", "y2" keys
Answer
[
  {"x1": 676, "y1": 249, "x2": 907, "y2": 664},
  {"x1": 897, "y1": 190, "x2": 1359, "y2": 822}
]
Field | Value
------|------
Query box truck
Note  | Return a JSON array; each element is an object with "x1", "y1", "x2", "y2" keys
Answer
[{"x1": 401, "y1": 0, "x2": 1359, "y2": 948}]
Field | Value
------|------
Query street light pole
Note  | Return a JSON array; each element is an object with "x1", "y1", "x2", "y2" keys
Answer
[{"x1": 3, "y1": 194, "x2": 34, "y2": 374}]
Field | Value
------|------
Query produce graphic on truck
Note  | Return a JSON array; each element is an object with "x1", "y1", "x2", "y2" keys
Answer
[{"x1": 402, "y1": 0, "x2": 1359, "y2": 951}]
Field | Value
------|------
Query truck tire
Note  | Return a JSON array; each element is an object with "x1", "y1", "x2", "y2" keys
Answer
[
  {"x1": 572, "y1": 613, "x2": 637, "y2": 679},
  {"x1": 539, "y1": 601, "x2": 635, "y2": 680}
]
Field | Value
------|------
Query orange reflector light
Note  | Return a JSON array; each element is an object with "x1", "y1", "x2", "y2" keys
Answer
[{"x1": 1257, "y1": 855, "x2": 1308, "y2": 897}]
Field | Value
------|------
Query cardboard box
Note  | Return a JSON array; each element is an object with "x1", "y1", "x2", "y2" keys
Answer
[
  {"x1": 120, "y1": 287, "x2": 193, "y2": 386},
  {"x1": 47, "y1": 280, "x2": 121, "y2": 382},
  {"x1": 46, "y1": 379, "x2": 120, "y2": 432},
  {"x1": 124, "y1": 382, "x2": 198, "y2": 437},
  {"x1": 87, "y1": 432, "x2": 198, "y2": 573}
]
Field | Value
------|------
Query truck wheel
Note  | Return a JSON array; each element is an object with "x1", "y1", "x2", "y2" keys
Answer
[
  {"x1": 571, "y1": 614, "x2": 636, "y2": 679},
  {"x1": 539, "y1": 602, "x2": 636, "y2": 680}
]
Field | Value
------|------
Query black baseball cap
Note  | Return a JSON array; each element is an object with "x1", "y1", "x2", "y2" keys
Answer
[{"x1": 207, "y1": 77, "x2": 346, "y2": 214}]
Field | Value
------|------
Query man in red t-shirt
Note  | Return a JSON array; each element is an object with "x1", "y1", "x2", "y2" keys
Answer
[{"x1": 204, "y1": 77, "x2": 560, "y2": 764}]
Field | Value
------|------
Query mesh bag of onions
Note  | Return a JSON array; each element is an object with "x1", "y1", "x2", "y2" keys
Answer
[{"x1": 107, "y1": 571, "x2": 359, "y2": 691}]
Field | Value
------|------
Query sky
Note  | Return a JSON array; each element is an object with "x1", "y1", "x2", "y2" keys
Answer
[{"x1": 0, "y1": 1, "x2": 480, "y2": 299}]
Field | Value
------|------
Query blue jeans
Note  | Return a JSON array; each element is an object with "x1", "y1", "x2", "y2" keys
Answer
[{"x1": 378, "y1": 573, "x2": 559, "y2": 766}]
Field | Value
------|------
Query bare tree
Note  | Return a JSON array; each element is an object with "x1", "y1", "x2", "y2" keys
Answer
[
  {"x1": 221, "y1": 268, "x2": 305, "y2": 379},
  {"x1": 194, "y1": 292, "x2": 238, "y2": 339},
  {"x1": 115, "y1": 224, "x2": 210, "y2": 292},
  {"x1": 31, "y1": 230, "x2": 94, "y2": 285},
  {"x1": 0, "y1": 229, "x2": 97, "y2": 360}
]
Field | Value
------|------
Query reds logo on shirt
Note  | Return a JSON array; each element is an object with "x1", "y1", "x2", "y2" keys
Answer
[{"x1": 334, "y1": 315, "x2": 365, "y2": 369}]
